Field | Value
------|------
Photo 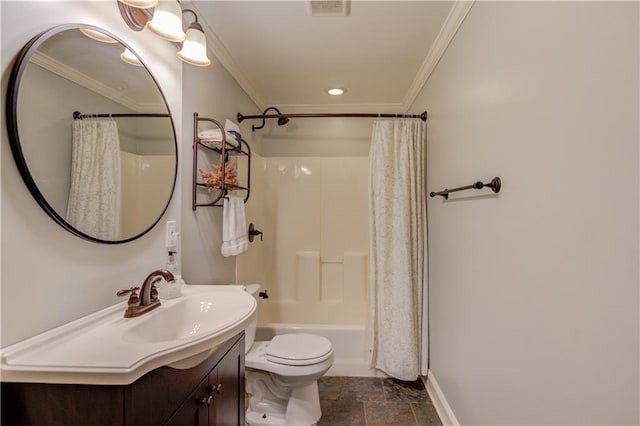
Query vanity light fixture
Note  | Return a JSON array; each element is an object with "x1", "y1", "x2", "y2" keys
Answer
[
  {"x1": 118, "y1": 0, "x2": 211, "y2": 67},
  {"x1": 327, "y1": 88, "x2": 345, "y2": 96},
  {"x1": 177, "y1": 9, "x2": 211, "y2": 67},
  {"x1": 146, "y1": 0, "x2": 186, "y2": 42},
  {"x1": 80, "y1": 28, "x2": 118, "y2": 43},
  {"x1": 120, "y1": 48, "x2": 144, "y2": 66}
]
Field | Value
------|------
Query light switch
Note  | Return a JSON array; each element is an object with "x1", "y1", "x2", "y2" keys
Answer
[{"x1": 165, "y1": 220, "x2": 178, "y2": 248}]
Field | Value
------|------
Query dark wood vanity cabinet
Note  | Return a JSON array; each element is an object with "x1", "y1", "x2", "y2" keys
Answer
[
  {"x1": 165, "y1": 339, "x2": 243, "y2": 426},
  {"x1": 1, "y1": 332, "x2": 245, "y2": 426}
]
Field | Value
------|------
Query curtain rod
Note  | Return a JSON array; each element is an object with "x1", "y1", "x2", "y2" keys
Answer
[
  {"x1": 237, "y1": 109, "x2": 428, "y2": 132},
  {"x1": 72, "y1": 111, "x2": 169, "y2": 120}
]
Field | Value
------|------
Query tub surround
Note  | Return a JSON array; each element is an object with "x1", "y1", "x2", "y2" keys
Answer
[{"x1": 1, "y1": 285, "x2": 255, "y2": 385}]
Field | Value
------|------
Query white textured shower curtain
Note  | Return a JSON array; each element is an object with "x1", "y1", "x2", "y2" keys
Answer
[
  {"x1": 66, "y1": 119, "x2": 121, "y2": 240},
  {"x1": 369, "y1": 119, "x2": 428, "y2": 381}
]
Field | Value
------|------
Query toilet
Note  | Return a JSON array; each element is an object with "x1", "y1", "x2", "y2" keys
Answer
[{"x1": 244, "y1": 284, "x2": 334, "y2": 426}]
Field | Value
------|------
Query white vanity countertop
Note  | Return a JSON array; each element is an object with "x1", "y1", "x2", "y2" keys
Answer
[{"x1": 0, "y1": 285, "x2": 256, "y2": 385}]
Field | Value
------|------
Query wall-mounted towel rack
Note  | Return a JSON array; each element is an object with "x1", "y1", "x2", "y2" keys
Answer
[
  {"x1": 430, "y1": 177, "x2": 501, "y2": 200},
  {"x1": 192, "y1": 112, "x2": 251, "y2": 210}
]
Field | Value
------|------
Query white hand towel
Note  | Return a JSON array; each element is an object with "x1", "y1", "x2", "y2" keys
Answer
[
  {"x1": 221, "y1": 195, "x2": 249, "y2": 257},
  {"x1": 198, "y1": 128, "x2": 223, "y2": 140},
  {"x1": 224, "y1": 120, "x2": 242, "y2": 146},
  {"x1": 198, "y1": 129, "x2": 240, "y2": 149},
  {"x1": 224, "y1": 119, "x2": 241, "y2": 134}
]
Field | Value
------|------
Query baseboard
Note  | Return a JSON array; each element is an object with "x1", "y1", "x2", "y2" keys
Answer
[{"x1": 422, "y1": 370, "x2": 460, "y2": 426}]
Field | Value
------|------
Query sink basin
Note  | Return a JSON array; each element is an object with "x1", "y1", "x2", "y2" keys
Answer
[
  {"x1": 0, "y1": 284, "x2": 256, "y2": 385},
  {"x1": 123, "y1": 291, "x2": 251, "y2": 343}
]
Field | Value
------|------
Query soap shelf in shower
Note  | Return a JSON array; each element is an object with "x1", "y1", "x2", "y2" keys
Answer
[{"x1": 192, "y1": 112, "x2": 251, "y2": 210}]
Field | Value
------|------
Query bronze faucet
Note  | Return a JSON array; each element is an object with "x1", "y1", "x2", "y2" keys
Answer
[{"x1": 117, "y1": 269, "x2": 175, "y2": 318}]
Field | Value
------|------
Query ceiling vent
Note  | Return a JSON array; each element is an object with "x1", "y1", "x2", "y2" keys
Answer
[{"x1": 307, "y1": 0, "x2": 350, "y2": 17}]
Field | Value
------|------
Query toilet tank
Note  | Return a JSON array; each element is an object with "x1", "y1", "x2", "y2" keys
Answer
[{"x1": 244, "y1": 284, "x2": 260, "y2": 352}]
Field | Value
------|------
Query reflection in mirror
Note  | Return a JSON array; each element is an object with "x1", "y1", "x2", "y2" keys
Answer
[{"x1": 7, "y1": 24, "x2": 177, "y2": 243}]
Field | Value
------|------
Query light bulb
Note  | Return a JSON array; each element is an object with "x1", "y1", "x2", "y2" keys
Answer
[
  {"x1": 146, "y1": 0, "x2": 185, "y2": 42},
  {"x1": 118, "y1": 0, "x2": 158, "y2": 8},
  {"x1": 120, "y1": 48, "x2": 143, "y2": 67},
  {"x1": 80, "y1": 28, "x2": 117, "y2": 43},
  {"x1": 177, "y1": 23, "x2": 211, "y2": 67}
]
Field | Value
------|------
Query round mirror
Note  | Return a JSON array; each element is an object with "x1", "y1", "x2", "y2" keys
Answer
[{"x1": 6, "y1": 24, "x2": 177, "y2": 244}]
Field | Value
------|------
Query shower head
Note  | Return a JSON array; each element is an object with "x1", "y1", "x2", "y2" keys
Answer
[
  {"x1": 277, "y1": 116, "x2": 290, "y2": 126},
  {"x1": 250, "y1": 107, "x2": 290, "y2": 131}
]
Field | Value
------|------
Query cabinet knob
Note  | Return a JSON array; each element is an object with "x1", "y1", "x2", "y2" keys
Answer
[{"x1": 201, "y1": 384, "x2": 222, "y2": 405}]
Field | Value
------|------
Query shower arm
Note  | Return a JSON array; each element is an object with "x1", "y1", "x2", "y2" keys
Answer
[{"x1": 247, "y1": 107, "x2": 287, "y2": 132}]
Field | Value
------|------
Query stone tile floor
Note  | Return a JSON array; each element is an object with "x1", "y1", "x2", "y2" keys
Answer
[{"x1": 317, "y1": 376, "x2": 442, "y2": 426}]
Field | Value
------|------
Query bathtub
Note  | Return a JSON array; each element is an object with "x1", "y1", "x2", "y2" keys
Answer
[{"x1": 255, "y1": 323, "x2": 385, "y2": 377}]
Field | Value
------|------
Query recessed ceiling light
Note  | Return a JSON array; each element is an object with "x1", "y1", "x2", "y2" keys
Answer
[{"x1": 327, "y1": 88, "x2": 345, "y2": 96}]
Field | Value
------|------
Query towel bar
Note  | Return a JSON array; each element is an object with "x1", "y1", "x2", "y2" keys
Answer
[{"x1": 430, "y1": 177, "x2": 501, "y2": 200}]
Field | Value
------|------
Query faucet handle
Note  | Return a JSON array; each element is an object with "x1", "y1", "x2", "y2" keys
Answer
[{"x1": 117, "y1": 286, "x2": 140, "y2": 306}]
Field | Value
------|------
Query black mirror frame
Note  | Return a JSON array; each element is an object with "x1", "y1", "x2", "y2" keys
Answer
[{"x1": 6, "y1": 23, "x2": 178, "y2": 244}]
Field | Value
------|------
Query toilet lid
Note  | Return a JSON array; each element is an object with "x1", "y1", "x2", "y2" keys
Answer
[{"x1": 266, "y1": 333, "x2": 333, "y2": 366}]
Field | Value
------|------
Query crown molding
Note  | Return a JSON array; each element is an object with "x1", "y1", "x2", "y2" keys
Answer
[
  {"x1": 31, "y1": 51, "x2": 164, "y2": 113},
  {"x1": 189, "y1": 2, "x2": 266, "y2": 111},
  {"x1": 402, "y1": 0, "x2": 475, "y2": 110}
]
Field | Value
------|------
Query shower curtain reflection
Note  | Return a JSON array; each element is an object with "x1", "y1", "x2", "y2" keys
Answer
[{"x1": 66, "y1": 119, "x2": 121, "y2": 240}]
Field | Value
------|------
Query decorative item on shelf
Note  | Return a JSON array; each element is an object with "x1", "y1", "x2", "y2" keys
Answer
[{"x1": 200, "y1": 161, "x2": 238, "y2": 190}]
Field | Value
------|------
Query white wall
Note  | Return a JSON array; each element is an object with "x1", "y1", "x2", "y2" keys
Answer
[
  {"x1": 179, "y1": 31, "x2": 261, "y2": 285},
  {"x1": 411, "y1": 2, "x2": 639, "y2": 424},
  {"x1": 1, "y1": 1, "x2": 182, "y2": 346}
]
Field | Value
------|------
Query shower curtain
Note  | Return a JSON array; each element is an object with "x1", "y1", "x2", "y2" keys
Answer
[
  {"x1": 369, "y1": 119, "x2": 427, "y2": 381},
  {"x1": 66, "y1": 119, "x2": 121, "y2": 240}
]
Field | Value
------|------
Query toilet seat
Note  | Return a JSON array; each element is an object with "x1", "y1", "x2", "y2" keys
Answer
[{"x1": 266, "y1": 333, "x2": 333, "y2": 366}]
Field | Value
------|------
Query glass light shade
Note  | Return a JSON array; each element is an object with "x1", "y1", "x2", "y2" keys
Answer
[
  {"x1": 120, "y1": 48, "x2": 144, "y2": 66},
  {"x1": 146, "y1": 0, "x2": 185, "y2": 42},
  {"x1": 327, "y1": 88, "x2": 345, "y2": 96},
  {"x1": 177, "y1": 25, "x2": 211, "y2": 67},
  {"x1": 80, "y1": 28, "x2": 117, "y2": 43},
  {"x1": 118, "y1": 0, "x2": 158, "y2": 8}
]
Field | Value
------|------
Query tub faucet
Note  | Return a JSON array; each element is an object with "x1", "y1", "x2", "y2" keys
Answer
[{"x1": 117, "y1": 269, "x2": 175, "y2": 318}]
